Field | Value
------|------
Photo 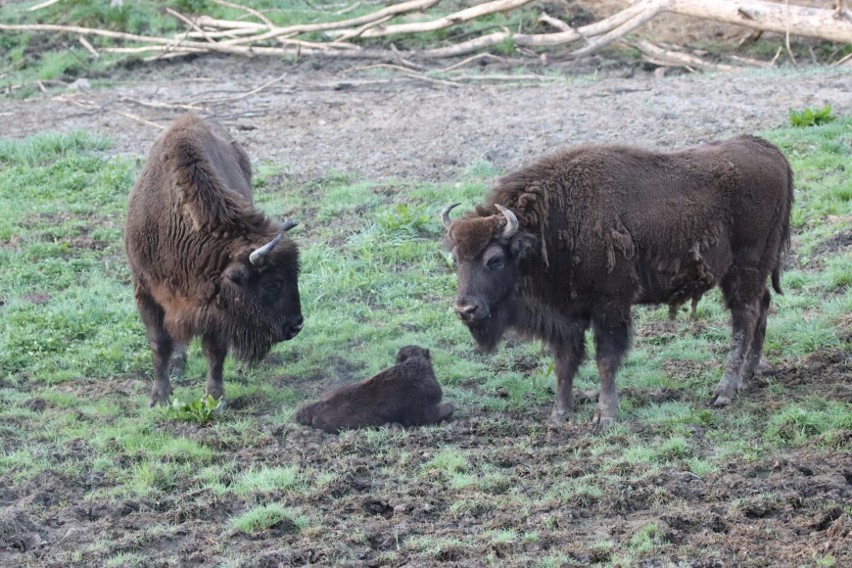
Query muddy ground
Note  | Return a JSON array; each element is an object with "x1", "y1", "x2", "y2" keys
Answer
[{"x1": 1, "y1": 54, "x2": 851, "y2": 567}]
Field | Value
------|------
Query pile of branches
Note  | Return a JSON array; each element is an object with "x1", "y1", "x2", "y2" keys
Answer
[{"x1": 3, "y1": 0, "x2": 852, "y2": 72}]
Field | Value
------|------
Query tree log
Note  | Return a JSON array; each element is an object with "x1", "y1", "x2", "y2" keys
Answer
[{"x1": 667, "y1": 0, "x2": 852, "y2": 43}]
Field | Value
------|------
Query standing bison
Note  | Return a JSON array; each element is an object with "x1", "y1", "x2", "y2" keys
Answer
[
  {"x1": 442, "y1": 135, "x2": 792, "y2": 428},
  {"x1": 125, "y1": 114, "x2": 303, "y2": 406}
]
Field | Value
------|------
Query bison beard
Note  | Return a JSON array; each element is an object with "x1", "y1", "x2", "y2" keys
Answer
[
  {"x1": 463, "y1": 301, "x2": 514, "y2": 353},
  {"x1": 443, "y1": 135, "x2": 793, "y2": 429}
]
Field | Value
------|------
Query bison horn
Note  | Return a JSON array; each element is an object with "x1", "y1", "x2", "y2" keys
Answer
[
  {"x1": 495, "y1": 204, "x2": 518, "y2": 240},
  {"x1": 281, "y1": 219, "x2": 299, "y2": 232},
  {"x1": 249, "y1": 233, "x2": 282, "y2": 266},
  {"x1": 440, "y1": 203, "x2": 460, "y2": 230}
]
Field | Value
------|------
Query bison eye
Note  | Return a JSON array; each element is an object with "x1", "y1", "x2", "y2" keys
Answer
[
  {"x1": 262, "y1": 280, "x2": 282, "y2": 294},
  {"x1": 485, "y1": 255, "x2": 505, "y2": 270}
]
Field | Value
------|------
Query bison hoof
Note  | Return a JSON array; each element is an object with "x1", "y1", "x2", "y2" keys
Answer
[
  {"x1": 547, "y1": 407, "x2": 573, "y2": 427},
  {"x1": 592, "y1": 412, "x2": 615, "y2": 432},
  {"x1": 148, "y1": 394, "x2": 170, "y2": 407},
  {"x1": 709, "y1": 392, "x2": 733, "y2": 407}
]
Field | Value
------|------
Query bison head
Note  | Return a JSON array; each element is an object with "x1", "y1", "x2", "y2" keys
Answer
[
  {"x1": 217, "y1": 225, "x2": 303, "y2": 362},
  {"x1": 442, "y1": 203, "x2": 536, "y2": 352}
]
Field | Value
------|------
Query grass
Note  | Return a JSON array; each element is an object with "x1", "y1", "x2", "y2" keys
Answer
[{"x1": 0, "y1": 115, "x2": 849, "y2": 565}]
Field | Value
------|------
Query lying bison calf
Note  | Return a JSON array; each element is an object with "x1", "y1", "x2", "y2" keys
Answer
[
  {"x1": 295, "y1": 346, "x2": 454, "y2": 433},
  {"x1": 126, "y1": 113, "x2": 303, "y2": 406},
  {"x1": 442, "y1": 135, "x2": 793, "y2": 428}
]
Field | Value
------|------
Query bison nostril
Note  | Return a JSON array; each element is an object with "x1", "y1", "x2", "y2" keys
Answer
[{"x1": 293, "y1": 315, "x2": 304, "y2": 330}]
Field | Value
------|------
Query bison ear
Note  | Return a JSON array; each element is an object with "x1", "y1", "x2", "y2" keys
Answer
[
  {"x1": 510, "y1": 232, "x2": 537, "y2": 261},
  {"x1": 223, "y1": 264, "x2": 248, "y2": 286}
]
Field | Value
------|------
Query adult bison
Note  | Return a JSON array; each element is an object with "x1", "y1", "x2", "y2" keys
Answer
[
  {"x1": 125, "y1": 113, "x2": 303, "y2": 407},
  {"x1": 442, "y1": 135, "x2": 792, "y2": 428}
]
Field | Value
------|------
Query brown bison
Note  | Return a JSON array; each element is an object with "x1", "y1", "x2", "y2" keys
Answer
[
  {"x1": 442, "y1": 135, "x2": 792, "y2": 428},
  {"x1": 125, "y1": 113, "x2": 303, "y2": 407},
  {"x1": 295, "y1": 346, "x2": 454, "y2": 433}
]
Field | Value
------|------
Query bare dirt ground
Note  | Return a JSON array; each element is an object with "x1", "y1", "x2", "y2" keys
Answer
[
  {"x1": 1, "y1": 56, "x2": 851, "y2": 567},
  {"x1": 1, "y1": 57, "x2": 850, "y2": 183}
]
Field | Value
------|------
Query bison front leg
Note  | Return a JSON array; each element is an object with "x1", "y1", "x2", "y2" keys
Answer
[
  {"x1": 592, "y1": 308, "x2": 632, "y2": 430},
  {"x1": 135, "y1": 289, "x2": 173, "y2": 407},
  {"x1": 548, "y1": 325, "x2": 587, "y2": 426},
  {"x1": 202, "y1": 333, "x2": 228, "y2": 403}
]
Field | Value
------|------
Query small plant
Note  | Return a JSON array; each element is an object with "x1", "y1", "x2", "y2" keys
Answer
[
  {"x1": 377, "y1": 203, "x2": 433, "y2": 236},
  {"x1": 230, "y1": 503, "x2": 305, "y2": 535},
  {"x1": 789, "y1": 104, "x2": 835, "y2": 127},
  {"x1": 164, "y1": 395, "x2": 223, "y2": 426}
]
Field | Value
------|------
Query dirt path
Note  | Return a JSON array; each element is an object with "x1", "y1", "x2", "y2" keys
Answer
[{"x1": 1, "y1": 59, "x2": 850, "y2": 183}]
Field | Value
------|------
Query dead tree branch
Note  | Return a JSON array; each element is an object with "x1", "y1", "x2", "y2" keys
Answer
[{"x1": 1, "y1": 0, "x2": 849, "y2": 71}]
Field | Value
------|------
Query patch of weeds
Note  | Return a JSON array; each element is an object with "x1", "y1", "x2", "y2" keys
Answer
[
  {"x1": 376, "y1": 203, "x2": 435, "y2": 237},
  {"x1": 824, "y1": 254, "x2": 852, "y2": 290},
  {"x1": 686, "y1": 457, "x2": 718, "y2": 477},
  {"x1": 765, "y1": 401, "x2": 852, "y2": 447},
  {"x1": 230, "y1": 503, "x2": 306, "y2": 535},
  {"x1": 162, "y1": 395, "x2": 223, "y2": 427},
  {"x1": 629, "y1": 522, "x2": 666, "y2": 554},
  {"x1": 405, "y1": 535, "x2": 471, "y2": 562},
  {"x1": 789, "y1": 104, "x2": 836, "y2": 127},
  {"x1": 420, "y1": 447, "x2": 468, "y2": 478},
  {"x1": 232, "y1": 464, "x2": 303, "y2": 496}
]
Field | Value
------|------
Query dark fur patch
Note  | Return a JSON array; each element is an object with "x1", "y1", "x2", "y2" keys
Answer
[{"x1": 295, "y1": 346, "x2": 454, "y2": 433}]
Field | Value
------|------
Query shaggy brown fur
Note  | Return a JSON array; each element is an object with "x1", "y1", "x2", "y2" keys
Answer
[
  {"x1": 125, "y1": 113, "x2": 303, "y2": 406},
  {"x1": 295, "y1": 346, "x2": 454, "y2": 433},
  {"x1": 444, "y1": 135, "x2": 793, "y2": 428}
]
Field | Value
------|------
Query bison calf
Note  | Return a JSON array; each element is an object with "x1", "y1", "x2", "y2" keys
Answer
[
  {"x1": 442, "y1": 135, "x2": 793, "y2": 428},
  {"x1": 295, "y1": 346, "x2": 454, "y2": 433},
  {"x1": 125, "y1": 113, "x2": 303, "y2": 407}
]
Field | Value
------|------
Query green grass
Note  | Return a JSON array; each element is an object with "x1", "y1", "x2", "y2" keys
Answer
[
  {"x1": 0, "y1": 116, "x2": 850, "y2": 566},
  {"x1": 230, "y1": 503, "x2": 307, "y2": 534}
]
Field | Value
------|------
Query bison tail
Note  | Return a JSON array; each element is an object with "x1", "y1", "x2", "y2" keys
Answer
[
  {"x1": 772, "y1": 266, "x2": 783, "y2": 295},
  {"x1": 772, "y1": 158, "x2": 795, "y2": 296}
]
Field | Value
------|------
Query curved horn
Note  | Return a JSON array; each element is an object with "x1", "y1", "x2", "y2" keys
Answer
[
  {"x1": 495, "y1": 204, "x2": 518, "y2": 240},
  {"x1": 281, "y1": 219, "x2": 299, "y2": 232},
  {"x1": 249, "y1": 233, "x2": 282, "y2": 266},
  {"x1": 440, "y1": 203, "x2": 460, "y2": 230}
]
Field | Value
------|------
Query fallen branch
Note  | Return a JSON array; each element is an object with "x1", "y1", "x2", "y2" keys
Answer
[
  {"x1": 222, "y1": 0, "x2": 440, "y2": 46},
  {"x1": 326, "y1": 0, "x2": 535, "y2": 38},
  {"x1": 625, "y1": 39, "x2": 743, "y2": 72},
  {"x1": 2, "y1": 0, "x2": 850, "y2": 69}
]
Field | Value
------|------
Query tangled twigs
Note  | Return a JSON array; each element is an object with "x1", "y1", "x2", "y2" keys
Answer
[{"x1": 1, "y1": 0, "x2": 850, "y2": 69}]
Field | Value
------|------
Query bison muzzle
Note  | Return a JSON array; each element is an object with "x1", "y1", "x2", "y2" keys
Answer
[
  {"x1": 442, "y1": 135, "x2": 793, "y2": 429},
  {"x1": 125, "y1": 113, "x2": 303, "y2": 407}
]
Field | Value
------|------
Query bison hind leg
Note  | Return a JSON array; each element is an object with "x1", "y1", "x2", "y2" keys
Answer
[
  {"x1": 170, "y1": 342, "x2": 188, "y2": 378},
  {"x1": 711, "y1": 276, "x2": 768, "y2": 407},
  {"x1": 404, "y1": 402, "x2": 455, "y2": 426},
  {"x1": 432, "y1": 403, "x2": 455, "y2": 424}
]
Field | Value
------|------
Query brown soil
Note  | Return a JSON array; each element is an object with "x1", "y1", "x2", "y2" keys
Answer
[{"x1": 1, "y1": 53, "x2": 851, "y2": 568}]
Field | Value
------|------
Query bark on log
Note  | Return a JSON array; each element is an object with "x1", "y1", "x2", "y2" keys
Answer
[{"x1": 667, "y1": 0, "x2": 852, "y2": 43}]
